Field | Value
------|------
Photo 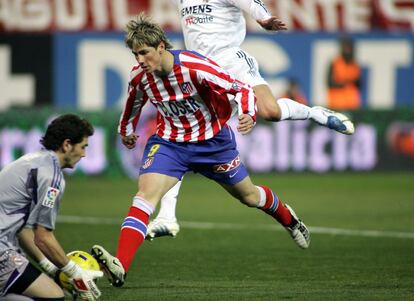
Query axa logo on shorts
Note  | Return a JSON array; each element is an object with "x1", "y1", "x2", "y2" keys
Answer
[{"x1": 213, "y1": 155, "x2": 241, "y2": 173}]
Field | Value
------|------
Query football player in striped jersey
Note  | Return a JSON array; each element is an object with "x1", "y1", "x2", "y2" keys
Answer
[
  {"x1": 92, "y1": 13, "x2": 310, "y2": 288},
  {"x1": 148, "y1": 0, "x2": 354, "y2": 241}
]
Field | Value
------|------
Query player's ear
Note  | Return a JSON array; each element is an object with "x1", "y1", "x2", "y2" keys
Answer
[
  {"x1": 158, "y1": 42, "x2": 165, "y2": 54},
  {"x1": 61, "y1": 139, "x2": 72, "y2": 153}
]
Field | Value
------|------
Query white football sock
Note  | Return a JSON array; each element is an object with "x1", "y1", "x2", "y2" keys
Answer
[
  {"x1": 277, "y1": 98, "x2": 330, "y2": 125},
  {"x1": 156, "y1": 180, "x2": 182, "y2": 220},
  {"x1": 277, "y1": 98, "x2": 311, "y2": 120}
]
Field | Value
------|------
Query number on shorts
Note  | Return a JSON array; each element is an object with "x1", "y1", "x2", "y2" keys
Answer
[{"x1": 148, "y1": 144, "x2": 160, "y2": 157}]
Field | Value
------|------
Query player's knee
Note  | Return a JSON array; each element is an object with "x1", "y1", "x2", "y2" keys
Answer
[
  {"x1": 24, "y1": 277, "x2": 64, "y2": 299},
  {"x1": 40, "y1": 279, "x2": 65, "y2": 298}
]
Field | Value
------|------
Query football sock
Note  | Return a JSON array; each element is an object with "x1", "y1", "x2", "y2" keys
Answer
[
  {"x1": 157, "y1": 181, "x2": 181, "y2": 220},
  {"x1": 116, "y1": 196, "x2": 154, "y2": 272},
  {"x1": 277, "y1": 97, "x2": 311, "y2": 121},
  {"x1": 256, "y1": 186, "x2": 295, "y2": 227}
]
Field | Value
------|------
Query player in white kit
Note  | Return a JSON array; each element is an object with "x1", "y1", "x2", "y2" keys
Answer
[
  {"x1": 147, "y1": 0, "x2": 355, "y2": 242},
  {"x1": 0, "y1": 114, "x2": 102, "y2": 301}
]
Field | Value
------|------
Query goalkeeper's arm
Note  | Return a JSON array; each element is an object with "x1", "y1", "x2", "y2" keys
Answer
[
  {"x1": 18, "y1": 227, "x2": 59, "y2": 277},
  {"x1": 19, "y1": 226, "x2": 103, "y2": 300}
]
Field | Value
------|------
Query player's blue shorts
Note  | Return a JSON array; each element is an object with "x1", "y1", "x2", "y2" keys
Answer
[{"x1": 139, "y1": 125, "x2": 248, "y2": 185}]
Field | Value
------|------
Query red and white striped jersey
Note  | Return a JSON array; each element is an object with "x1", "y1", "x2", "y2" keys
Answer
[{"x1": 119, "y1": 50, "x2": 256, "y2": 143}]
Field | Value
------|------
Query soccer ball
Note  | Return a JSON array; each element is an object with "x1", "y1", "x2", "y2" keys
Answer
[{"x1": 59, "y1": 250, "x2": 101, "y2": 291}]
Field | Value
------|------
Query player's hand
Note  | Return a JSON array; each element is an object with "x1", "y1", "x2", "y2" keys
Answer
[
  {"x1": 70, "y1": 269, "x2": 103, "y2": 301},
  {"x1": 121, "y1": 133, "x2": 138, "y2": 149},
  {"x1": 257, "y1": 16, "x2": 287, "y2": 31},
  {"x1": 237, "y1": 114, "x2": 254, "y2": 135},
  {"x1": 62, "y1": 261, "x2": 103, "y2": 301}
]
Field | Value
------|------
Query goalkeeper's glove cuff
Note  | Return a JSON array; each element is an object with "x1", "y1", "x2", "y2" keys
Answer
[
  {"x1": 39, "y1": 257, "x2": 59, "y2": 277},
  {"x1": 61, "y1": 260, "x2": 82, "y2": 278}
]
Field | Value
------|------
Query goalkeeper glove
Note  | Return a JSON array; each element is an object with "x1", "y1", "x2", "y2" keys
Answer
[{"x1": 61, "y1": 260, "x2": 103, "y2": 301}]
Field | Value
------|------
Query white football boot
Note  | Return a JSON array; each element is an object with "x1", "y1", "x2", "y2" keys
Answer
[
  {"x1": 312, "y1": 106, "x2": 355, "y2": 135},
  {"x1": 284, "y1": 205, "x2": 311, "y2": 249},
  {"x1": 91, "y1": 245, "x2": 125, "y2": 287},
  {"x1": 146, "y1": 217, "x2": 180, "y2": 241}
]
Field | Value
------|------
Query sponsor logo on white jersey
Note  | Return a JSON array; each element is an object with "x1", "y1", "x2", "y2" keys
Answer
[{"x1": 181, "y1": 4, "x2": 214, "y2": 26}]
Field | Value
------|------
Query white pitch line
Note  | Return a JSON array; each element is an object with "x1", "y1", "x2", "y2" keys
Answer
[{"x1": 57, "y1": 215, "x2": 414, "y2": 239}]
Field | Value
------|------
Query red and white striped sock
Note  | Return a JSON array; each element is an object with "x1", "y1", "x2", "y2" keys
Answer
[
  {"x1": 256, "y1": 185, "x2": 293, "y2": 227},
  {"x1": 116, "y1": 196, "x2": 154, "y2": 272}
]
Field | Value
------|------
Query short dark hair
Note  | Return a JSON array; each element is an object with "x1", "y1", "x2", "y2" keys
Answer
[{"x1": 40, "y1": 114, "x2": 94, "y2": 151}]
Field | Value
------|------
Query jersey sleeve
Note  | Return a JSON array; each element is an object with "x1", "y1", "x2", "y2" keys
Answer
[
  {"x1": 25, "y1": 166, "x2": 65, "y2": 230},
  {"x1": 118, "y1": 68, "x2": 148, "y2": 136},
  {"x1": 196, "y1": 64, "x2": 257, "y2": 122},
  {"x1": 228, "y1": 0, "x2": 272, "y2": 21}
]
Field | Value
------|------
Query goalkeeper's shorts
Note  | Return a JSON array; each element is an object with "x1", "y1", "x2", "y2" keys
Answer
[{"x1": 0, "y1": 250, "x2": 40, "y2": 296}]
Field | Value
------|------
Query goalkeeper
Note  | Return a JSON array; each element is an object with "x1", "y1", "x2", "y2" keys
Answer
[{"x1": 0, "y1": 114, "x2": 102, "y2": 301}]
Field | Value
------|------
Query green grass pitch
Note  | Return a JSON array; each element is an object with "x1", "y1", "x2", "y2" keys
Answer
[{"x1": 56, "y1": 173, "x2": 414, "y2": 301}]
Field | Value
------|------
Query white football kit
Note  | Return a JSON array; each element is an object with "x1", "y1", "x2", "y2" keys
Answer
[{"x1": 173, "y1": 0, "x2": 272, "y2": 86}]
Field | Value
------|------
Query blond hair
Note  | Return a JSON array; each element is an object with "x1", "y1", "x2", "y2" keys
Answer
[{"x1": 125, "y1": 13, "x2": 173, "y2": 50}]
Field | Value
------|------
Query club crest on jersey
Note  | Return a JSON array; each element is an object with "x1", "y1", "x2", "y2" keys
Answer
[
  {"x1": 231, "y1": 81, "x2": 242, "y2": 91},
  {"x1": 142, "y1": 157, "x2": 154, "y2": 169},
  {"x1": 180, "y1": 82, "x2": 193, "y2": 94},
  {"x1": 213, "y1": 155, "x2": 241, "y2": 173},
  {"x1": 42, "y1": 187, "x2": 60, "y2": 208}
]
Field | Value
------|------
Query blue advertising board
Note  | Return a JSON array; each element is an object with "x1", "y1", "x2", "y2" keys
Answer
[{"x1": 53, "y1": 31, "x2": 414, "y2": 110}]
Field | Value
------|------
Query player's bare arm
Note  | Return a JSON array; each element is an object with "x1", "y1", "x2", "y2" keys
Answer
[
  {"x1": 32, "y1": 225, "x2": 70, "y2": 268},
  {"x1": 237, "y1": 114, "x2": 254, "y2": 135},
  {"x1": 257, "y1": 16, "x2": 287, "y2": 31},
  {"x1": 121, "y1": 133, "x2": 138, "y2": 149},
  {"x1": 18, "y1": 228, "x2": 55, "y2": 263}
]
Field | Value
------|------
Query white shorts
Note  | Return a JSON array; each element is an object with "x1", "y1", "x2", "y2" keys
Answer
[
  {"x1": 0, "y1": 250, "x2": 30, "y2": 296},
  {"x1": 211, "y1": 47, "x2": 268, "y2": 87}
]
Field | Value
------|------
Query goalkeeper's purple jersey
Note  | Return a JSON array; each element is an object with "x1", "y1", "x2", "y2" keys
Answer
[{"x1": 0, "y1": 150, "x2": 65, "y2": 252}]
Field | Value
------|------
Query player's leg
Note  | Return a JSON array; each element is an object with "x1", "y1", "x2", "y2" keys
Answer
[
  {"x1": 146, "y1": 180, "x2": 182, "y2": 240},
  {"x1": 1, "y1": 294, "x2": 33, "y2": 300},
  {"x1": 92, "y1": 135, "x2": 186, "y2": 287},
  {"x1": 218, "y1": 48, "x2": 354, "y2": 135},
  {"x1": 92, "y1": 172, "x2": 178, "y2": 287},
  {"x1": 255, "y1": 84, "x2": 354, "y2": 135},
  {"x1": 219, "y1": 176, "x2": 310, "y2": 249},
  {"x1": 21, "y1": 274, "x2": 64, "y2": 300},
  {"x1": 2, "y1": 255, "x2": 64, "y2": 300},
  {"x1": 195, "y1": 128, "x2": 310, "y2": 249}
]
